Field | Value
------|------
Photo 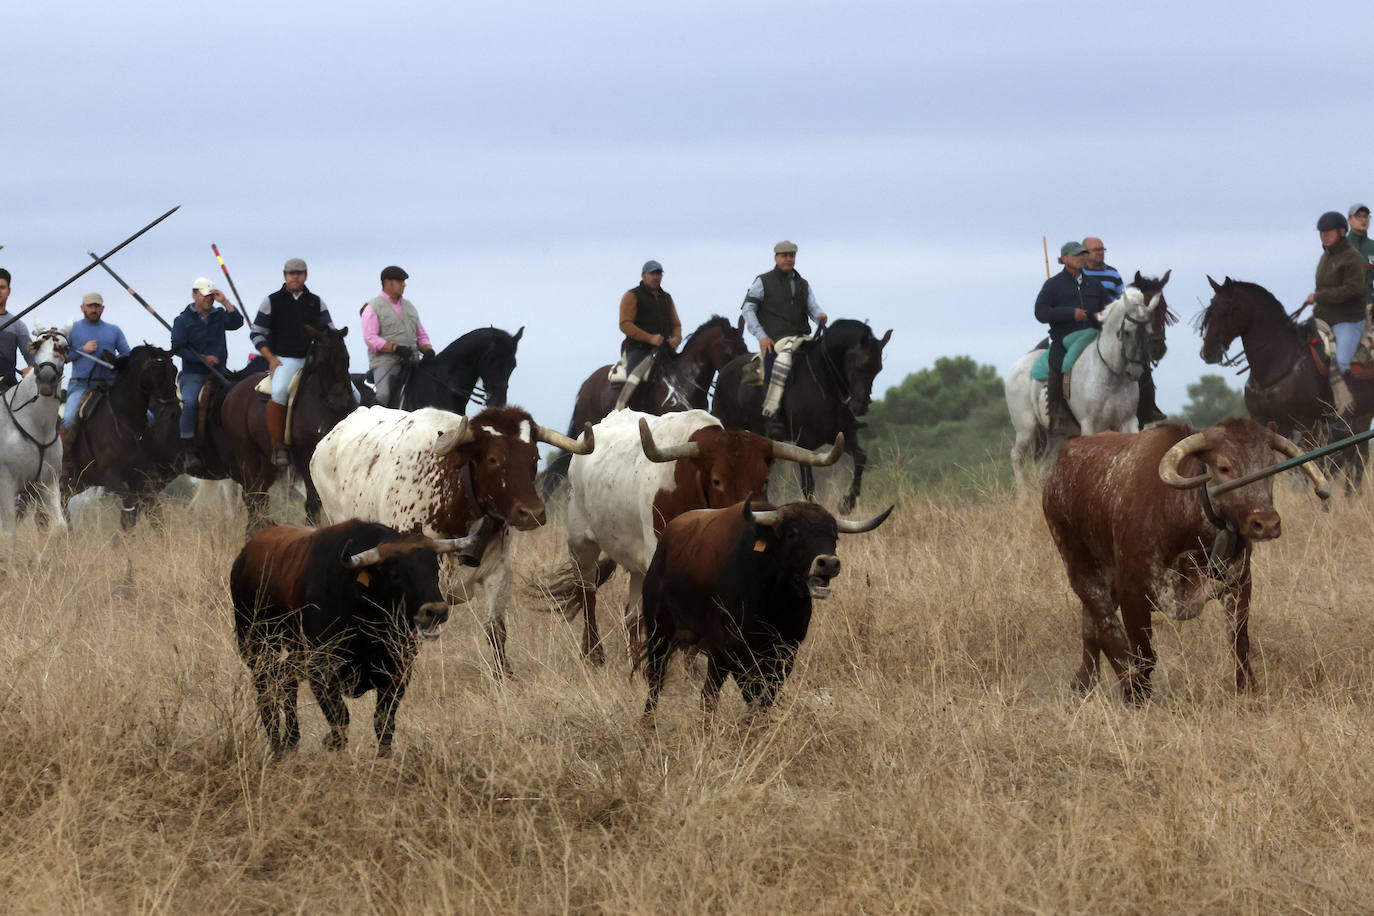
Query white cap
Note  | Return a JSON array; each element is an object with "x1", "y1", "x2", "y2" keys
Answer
[{"x1": 192, "y1": 277, "x2": 214, "y2": 295}]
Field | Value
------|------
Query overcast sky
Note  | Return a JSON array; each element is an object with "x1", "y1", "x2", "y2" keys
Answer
[{"x1": 3, "y1": 0, "x2": 1364, "y2": 439}]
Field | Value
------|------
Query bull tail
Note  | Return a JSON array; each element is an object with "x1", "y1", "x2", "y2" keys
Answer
[{"x1": 524, "y1": 556, "x2": 617, "y2": 618}]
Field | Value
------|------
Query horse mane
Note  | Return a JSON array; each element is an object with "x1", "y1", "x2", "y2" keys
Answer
[
  {"x1": 440, "y1": 326, "x2": 520, "y2": 358},
  {"x1": 682, "y1": 314, "x2": 736, "y2": 344},
  {"x1": 820, "y1": 318, "x2": 876, "y2": 349}
]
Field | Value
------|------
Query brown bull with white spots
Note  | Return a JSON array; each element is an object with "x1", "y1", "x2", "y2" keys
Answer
[
  {"x1": 1042, "y1": 419, "x2": 1328, "y2": 702},
  {"x1": 311, "y1": 405, "x2": 592, "y2": 676}
]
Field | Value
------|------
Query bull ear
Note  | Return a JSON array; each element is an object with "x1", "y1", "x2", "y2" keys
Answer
[{"x1": 434, "y1": 416, "x2": 473, "y2": 456}]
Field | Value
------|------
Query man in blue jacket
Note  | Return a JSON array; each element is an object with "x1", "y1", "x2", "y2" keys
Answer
[
  {"x1": 170, "y1": 277, "x2": 243, "y2": 475},
  {"x1": 1034, "y1": 241, "x2": 1110, "y2": 438}
]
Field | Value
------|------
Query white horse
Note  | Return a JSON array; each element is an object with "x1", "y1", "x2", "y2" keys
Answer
[
  {"x1": 0, "y1": 324, "x2": 71, "y2": 533},
  {"x1": 1007, "y1": 286, "x2": 1156, "y2": 489}
]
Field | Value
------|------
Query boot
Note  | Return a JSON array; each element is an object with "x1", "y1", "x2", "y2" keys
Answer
[
  {"x1": 1136, "y1": 367, "x2": 1167, "y2": 426},
  {"x1": 265, "y1": 400, "x2": 290, "y2": 467},
  {"x1": 458, "y1": 515, "x2": 496, "y2": 568},
  {"x1": 181, "y1": 440, "x2": 209, "y2": 478},
  {"x1": 1046, "y1": 364, "x2": 1080, "y2": 439},
  {"x1": 763, "y1": 413, "x2": 788, "y2": 441}
]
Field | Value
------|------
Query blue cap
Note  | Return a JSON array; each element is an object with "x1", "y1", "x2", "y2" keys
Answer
[{"x1": 642, "y1": 260, "x2": 663, "y2": 274}]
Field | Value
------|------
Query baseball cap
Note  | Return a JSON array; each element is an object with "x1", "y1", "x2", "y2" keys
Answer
[
  {"x1": 192, "y1": 277, "x2": 214, "y2": 295},
  {"x1": 641, "y1": 260, "x2": 663, "y2": 274},
  {"x1": 1060, "y1": 241, "x2": 1088, "y2": 256},
  {"x1": 1349, "y1": 203, "x2": 1370, "y2": 218},
  {"x1": 82, "y1": 292, "x2": 104, "y2": 306}
]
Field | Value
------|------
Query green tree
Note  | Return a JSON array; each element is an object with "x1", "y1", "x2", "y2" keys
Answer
[
  {"x1": 867, "y1": 355, "x2": 1004, "y2": 435},
  {"x1": 1171, "y1": 374, "x2": 1247, "y2": 428}
]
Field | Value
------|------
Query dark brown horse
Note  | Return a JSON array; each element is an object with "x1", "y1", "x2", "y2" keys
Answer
[
  {"x1": 61, "y1": 344, "x2": 182, "y2": 528},
  {"x1": 1132, "y1": 270, "x2": 1177, "y2": 427},
  {"x1": 1198, "y1": 276, "x2": 1367, "y2": 483},
  {"x1": 712, "y1": 318, "x2": 892, "y2": 513},
  {"x1": 540, "y1": 315, "x2": 750, "y2": 496},
  {"x1": 216, "y1": 326, "x2": 356, "y2": 532}
]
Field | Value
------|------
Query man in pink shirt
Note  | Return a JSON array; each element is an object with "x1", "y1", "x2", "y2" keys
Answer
[{"x1": 361, "y1": 265, "x2": 435, "y2": 408}]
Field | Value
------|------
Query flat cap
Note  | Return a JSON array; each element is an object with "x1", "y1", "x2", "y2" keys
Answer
[
  {"x1": 773, "y1": 240, "x2": 798, "y2": 254},
  {"x1": 81, "y1": 292, "x2": 104, "y2": 306},
  {"x1": 641, "y1": 259, "x2": 663, "y2": 274},
  {"x1": 380, "y1": 265, "x2": 409, "y2": 282},
  {"x1": 283, "y1": 257, "x2": 308, "y2": 273},
  {"x1": 1059, "y1": 241, "x2": 1087, "y2": 256}
]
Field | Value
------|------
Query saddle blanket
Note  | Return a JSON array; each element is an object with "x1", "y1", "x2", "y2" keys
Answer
[
  {"x1": 1307, "y1": 317, "x2": 1374, "y2": 380},
  {"x1": 1030, "y1": 328, "x2": 1099, "y2": 381}
]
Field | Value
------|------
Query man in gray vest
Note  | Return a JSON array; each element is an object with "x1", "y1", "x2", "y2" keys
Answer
[
  {"x1": 361, "y1": 265, "x2": 435, "y2": 408},
  {"x1": 741, "y1": 240, "x2": 827, "y2": 438}
]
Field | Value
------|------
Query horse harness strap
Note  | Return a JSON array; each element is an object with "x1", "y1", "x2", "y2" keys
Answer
[
  {"x1": 1096, "y1": 307, "x2": 1151, "y2": 380},
  {"x1": 2, "y1": 384, "x2": 60, "y2": 486}
]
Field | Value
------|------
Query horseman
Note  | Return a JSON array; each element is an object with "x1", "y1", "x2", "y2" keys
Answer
[
  {"x1": 361, "y1": 265, "x2": 435, "y2": 409},
  {"x1": 1303, "y1": 211, "x2": 1367, "y2": 418},
  {"x1": 0, "y1": 268, "x2": 35, "y2": 394},
  {"x1": 613, "y1": 260, "x2": 682, "y2": 411},
  {"x1": 62, "y1": 292, "x2": 131, "y2": 475},
  {"x1": 1033, "y1": 241, "x2": 1109, "y2": 439},
  {"x1": 1083, "y1": 236, "x2": 1166, "y2": 425},
  {"x1": 170, "y1": 277, "x2": 243, "y2": 475},
  {"x1": 1346, "y1": 203, "x2": 1374, "y2": 304},
  {"x1": 741, "y1": 240, "x2": 827, "y2": 440},
  {"x1": 249, "y1": 257, "x2": 339, "y2": 467}
]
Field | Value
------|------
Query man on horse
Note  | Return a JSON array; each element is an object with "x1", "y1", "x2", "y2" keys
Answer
[
  {"x1": 171, "y1": 276, "x2": 243, "y2": 475},
  {"x1": 1346, "y1": 204, "x2": 1374, "y2": 303},
  {"x1": 249, "y1": 257, "x2": 339, "y2": 467},
  {"x1": 613, "y1": 260, "x2": 682, "y2": 411},
  {"x1": 361, "y1": 265, "x2": 435, "y2": 409},
  {"x1": 1034, "y1": 241, "x2": 1109, "y2": 439},
  {"x1": 1083, "y1": 236, "x2": 1167, "y2": 425},
  {"x1": 1303, "y1": 211, "x2": 1367, "y2": 417},
  {"x1": 741, "y1": 240, "x2": 827, "y2": 440},
  {"x1": 0, "y1": 268, "x2": 35, "y2": 394}
]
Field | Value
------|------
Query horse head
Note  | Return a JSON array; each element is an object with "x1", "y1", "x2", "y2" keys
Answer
[
  {"x1": 1198, "y1": 275, "x2": 1275, "y2": 365},
  {"x1": 303, "y1": 325, "x2": 356, "y2": 413},
  {"x1": 1101, "y1": 287, "x2": 1153, "y2": 382},
  {"x1": 1131, "y1": 269, "x2": 1175, "y2": 362},
  {"x1": 118, "y1": 344, "x2": 178, "y2": 410},
  {"x1": 28, "y1": 324, "x2": 71, "y2": 399},
  {"x1": 821, "y1": 319, "x2": 892, "y2": 416},
  {"x1": 474, "y1": 326, "x2": 522, "y2": 408}
]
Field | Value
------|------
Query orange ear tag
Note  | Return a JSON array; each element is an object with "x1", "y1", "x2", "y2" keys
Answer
[
  {"x1": 356, "y1": 570, "x2": 371, "y2": 587},
  {"x1": 753, "y1": 539, "x2": 768, "y2": 552}
]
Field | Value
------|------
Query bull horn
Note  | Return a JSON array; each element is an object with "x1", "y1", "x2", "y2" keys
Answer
[
  {"x1": 433, "y1": 416, "x2": 473, "y2": 456},
  {"x1": 1158, "y1": 432, "x2": 1212, "y2": 489},
  {"x1": 535, "y1": 421, "x2": 594, "y2": 455},
  {"x1": 343, "y1": 547, "x2": 382, "y2": 569},
  {"x1": 1268, "y1": 430, "x2": 1332, "y2": 499},
  {"x1": 639, "y1": 418, "x2": 700, "y2": 462},
  {"x1": 772, "y1": 433, "x2": 844, "y2": 467},
  {"x1": 836, "y1": 504, "x2": 894, "y2": 534},
  {"x1": 740, "y1": 496, "x2": 780, "y2": 527},
  {"x1": 429, "y1": 535, "x2": 481, "y2": 554}
]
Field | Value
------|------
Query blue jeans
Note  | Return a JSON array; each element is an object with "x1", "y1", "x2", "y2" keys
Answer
[
  {"x1": 1332, "y1": 321, "x2": 1364, "y2": 373},
  {"x1": 270, "y1": 356, "x2": 305, "y2": 405},
  {"x1": 63, "y1": 381, "x2": 89, "y2": 430},
  {"x1": 179, "y1": 372, "x2": 208, "y2": 439}
]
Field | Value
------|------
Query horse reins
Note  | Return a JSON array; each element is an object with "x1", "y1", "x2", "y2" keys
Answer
[{"x1": 3, "y1": 352, "x2": 64, "y2": 485}]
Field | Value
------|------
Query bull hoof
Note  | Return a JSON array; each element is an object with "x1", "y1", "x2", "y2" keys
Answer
[{"x1": 1071, "y1": 671, "x2": 1095, "y2": 694}]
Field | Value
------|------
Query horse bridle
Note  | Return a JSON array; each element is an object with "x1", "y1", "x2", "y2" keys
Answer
[
  {"x1": 4, "y1": 335, "x2": 66, "y2": 484},
  {"x1": 1096, "y1": 304, "x2": 1153, "y2": 380}
]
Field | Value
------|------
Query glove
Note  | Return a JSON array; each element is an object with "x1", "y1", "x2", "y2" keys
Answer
[
  {"x1": 393, "y1": 345, "x2": 413, "y2": 360},
  {"x1": 420, "y1": 349, "x2": 435, "y2": 363}
]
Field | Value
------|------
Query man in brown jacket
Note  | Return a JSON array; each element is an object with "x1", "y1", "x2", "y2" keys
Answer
[
  {"x1": 613, "y1": 260, "x2": 682, "y2": 410},
  {"x1": 1304, "y1": 210, "x2": 1367, "y2": 414}
]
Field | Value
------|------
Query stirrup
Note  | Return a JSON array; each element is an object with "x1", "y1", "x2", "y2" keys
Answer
[{"x1": 271, "y1": 444, "x2": 291, "y2": 467}]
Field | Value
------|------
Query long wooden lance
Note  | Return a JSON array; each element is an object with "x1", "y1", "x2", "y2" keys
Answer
[
  {"x1": 211, "y1": 244, "x2": 249, "y2": 317},
  {"x1": 87, "y1": 251, "x2": 233, "y2": 387},
  {"x1": 0, "y1": 206, "x2": 179, "y2": 337}
]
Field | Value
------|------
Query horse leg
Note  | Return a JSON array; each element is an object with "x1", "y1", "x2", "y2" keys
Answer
[
  {"x1": 840, "y1": 437, "x2": 867, "y2": 515},
  {"x1": 0, "y1": 475, "x2": 18, "y2": 535},
  {"x1": 302, "y1": 474, "x2": 322, "y2": 526},
  {"x1": 796, "y1": 464, "x2": 815, "y2": 503}
]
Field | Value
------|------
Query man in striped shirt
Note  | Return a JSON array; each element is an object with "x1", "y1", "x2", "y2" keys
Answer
[{"x1": 1081, "y1": 237, "x2": 1123, "y2": 300}]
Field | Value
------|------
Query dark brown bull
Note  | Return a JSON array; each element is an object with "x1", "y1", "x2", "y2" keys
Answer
[
  {"x1": 1042, "y1": 420, "x2": 1328, "y2": 702},
  {"x1": 231, "y1": 520, "x2": 475, "y2": 757},
  {"x1": 638, "y1": 498, "x2": 891, "y2": 715}
]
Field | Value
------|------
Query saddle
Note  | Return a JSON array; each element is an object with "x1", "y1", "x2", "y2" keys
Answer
[
  {"x1": 1306, "y1": 317, "x2": 1374, "y2": 381},
  {"x1": 1029, "y1": 328, "x2": 1099, "y2": 381},
  {"x1": 254, "y1": 368, "x2": 303, "y2": 445}
]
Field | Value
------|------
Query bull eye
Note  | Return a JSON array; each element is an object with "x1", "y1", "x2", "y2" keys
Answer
[{"x1": 712, "y1": 477, "x2": 722, "y2": 489}]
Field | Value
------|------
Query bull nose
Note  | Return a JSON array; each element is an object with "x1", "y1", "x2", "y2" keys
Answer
[
  {"x1": 418, "y1": 602, "x2": 451, "y2": 625},
  {"x1": 809, "y1": 555, "x2": 841, "y2": 578},
  {"x1": 510, "y1": 504, "x2": 547, "y2": 530},
  {"x1": 1242, "y1": 510, "x2": 1281, "y2": 541}
]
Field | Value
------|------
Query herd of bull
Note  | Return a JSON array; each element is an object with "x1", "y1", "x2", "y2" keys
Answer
[
  {"x1": 230, "y1": 403, "x2": 892, "y2": 756},
  {"x1": 226, "y1": 392, "x2": 1339, "y2": 756}
]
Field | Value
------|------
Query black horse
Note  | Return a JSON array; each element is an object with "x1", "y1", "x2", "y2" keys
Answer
[
  {"x1": 61, "y1": 344, "x2": 182, "y2": 528},
  {"x1": 712, "y1": 319, "x2": 892, "y2": 513},
  {"x1": 350, "y1": 326, "x2": 523, "y2": 413}
]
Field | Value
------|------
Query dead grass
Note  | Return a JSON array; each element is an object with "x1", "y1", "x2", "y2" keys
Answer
[{"x1": 2, "y1": 475, "x2": 1373, "y2": 914}]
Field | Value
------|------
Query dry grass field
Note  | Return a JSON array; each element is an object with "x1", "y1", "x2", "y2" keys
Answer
[{"x1": 3, "y1": 470, "x2": 1374, "y2": 914}]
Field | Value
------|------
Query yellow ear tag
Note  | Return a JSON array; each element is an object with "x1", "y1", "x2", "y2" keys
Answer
[
  {"x1": 753, "y1": 538, "x2": 768, "y2": 552},
  {"x1": 356, "y1": 570, "x2": 371, "y2": 587}
]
